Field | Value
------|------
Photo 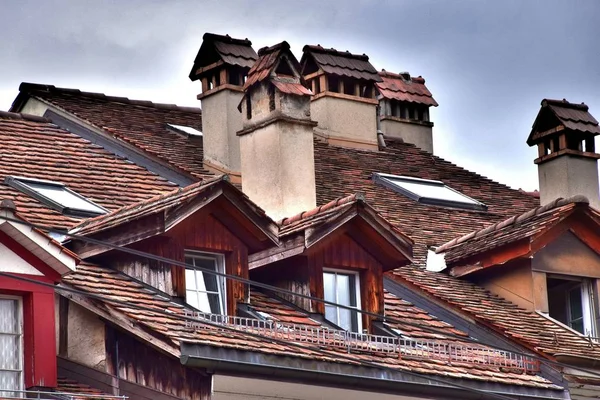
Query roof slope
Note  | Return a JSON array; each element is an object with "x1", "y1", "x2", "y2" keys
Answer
[
  {"x1": 436, "y1": 196, "x2": 590, "y2": 264},
  {"x1": 11, "y1": 83, "x2": 212, "y2": 180},
  {"x1": 376, "y1": 71, "x2": 438, "y2": 106},
  {"x1": 189, "y1": 33, "x2": 258, "y2": 79},
  {"x1": 301, "y1": 45, "x2": 382, "y2": 82},
  {"x1": 61, "y1": 263, "x2": 559, "y2": 390},
  {"x1": 0, "y1": 112, "x2": 176, "y2": 228},
  {"x1": 314, "y1": 139, "x2": 540, "y2": 264}
]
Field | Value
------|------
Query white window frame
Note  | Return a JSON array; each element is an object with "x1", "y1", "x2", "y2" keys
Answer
[
  {"x1": 546, "y1": 275, "x2": 596, "y2": 337},
  {"x1": 0, "y1": 295, "x2": 24, "y2": 397},
  {"x1": 184, "y1": 251, "x2": 227, "y2": 315},
  {"x1": 323, "y1": 268, "x2": 362, "y2": 333}
]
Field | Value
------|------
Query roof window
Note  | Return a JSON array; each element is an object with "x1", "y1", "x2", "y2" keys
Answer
[
  {"x1": 5, "y1": 176, "x2": 107, "y2": 217},
  {"x1": 167, "y1": 123, "x2": 203, "y2": 137},
  {"x1": 372, "y1": 173, "x2": 487, "y2": 211}
]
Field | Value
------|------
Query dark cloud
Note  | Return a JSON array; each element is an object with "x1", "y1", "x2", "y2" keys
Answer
[{"x1": 1, "y1": 0, "x2": 598, "y2": 190}]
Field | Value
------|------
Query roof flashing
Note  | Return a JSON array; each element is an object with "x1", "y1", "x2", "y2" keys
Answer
[
  {"x1": 372, "y1": 173, "x2": 488, "y2": 212},
  {"x1": 5, "y1": 176, "x2": 107, "y2": 218}
]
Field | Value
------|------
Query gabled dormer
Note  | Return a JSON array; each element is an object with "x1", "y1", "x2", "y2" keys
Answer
[
  {"x1": 528, "y1": 98, "x2": 600, "y2": 209},
  {"x1": 249, "y1": 194, "x2": 413, "y2": 333},
  {"x1": 68, "y1": 177, "x2": 278, "y2": 316},
  {"x1": 237, "y1": 41, "x2": 317, "y2": 221}
]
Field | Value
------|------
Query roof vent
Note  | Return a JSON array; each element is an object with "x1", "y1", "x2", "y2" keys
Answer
[{"x1": 400, "y1": 72, "x2": 411, "y2": 81}]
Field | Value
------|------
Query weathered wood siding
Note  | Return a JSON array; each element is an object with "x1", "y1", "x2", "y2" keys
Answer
[{"x1": 105, "y1": 326, "x2": 211, "y2": 400}]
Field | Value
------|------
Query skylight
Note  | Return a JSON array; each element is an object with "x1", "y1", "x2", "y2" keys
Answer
[
  {"x1": 5, "y1": 177, "x2": 107, "y2": 217},
  {"x1": 372, "y1": 173, "x2": 487, "y2": 211},
  {"x1": 167, "y1": 123, "x2": 203, "y2": 137}
]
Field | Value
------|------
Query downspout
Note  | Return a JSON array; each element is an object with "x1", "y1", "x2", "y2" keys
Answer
[{"x1": 376, "y1": 105, "x2": 386, "y2": 150}]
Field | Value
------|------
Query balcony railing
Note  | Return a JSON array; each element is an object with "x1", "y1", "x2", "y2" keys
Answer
[
  {"x1": 184, "y1": 311, "x2": 540, "y2": 372},
  {"x1": 0, "y1": 389, "x2": 127, "y2": 400}
]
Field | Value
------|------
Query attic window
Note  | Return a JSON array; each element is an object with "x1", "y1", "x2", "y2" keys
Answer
[
  {"x1": 167, "y1": 123, "x2": 203, "y2": 137},
  {"x1": 5, "y1": 176, "x2": 107, "y2": 217},
  {"x1": 372, "y1": 173, "x2": 487, "y2": 211}
]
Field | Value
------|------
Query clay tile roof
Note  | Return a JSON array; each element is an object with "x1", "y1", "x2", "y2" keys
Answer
[
  {"x1": 244, "y1": 41, "x2": 291, "y2": 90},
  {"x1": 301, "y1": 45, "x2": 382, "y2": 82},
  {"x1": 55, "y1": 377, "x2": 113, "y2": 399},
  {"x1": 376, "y1": 71, "x2": 438, "y2": 106},
  {"x1": 71, "y1": 175, "x2": 229, "y2": 236},
  {"x1": 190, "y1": 33, "x2": 258, "y2": 79},
  {"x1": 0, "y1": 113, "x2": 177, "y2": 229},
  {"x1": 436, "y1": 196, "x2": 589, "y2": 264},
  {"x1": 11, "y1": 83, "x2": 212, "y2": 180},
  {"x1": 62, "y1": 263, "x2": 561, "y2": 390}
]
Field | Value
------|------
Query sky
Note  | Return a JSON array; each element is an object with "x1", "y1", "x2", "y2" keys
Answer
[{"x1": 1, "y1": 0, "x2": 599, "y2": 191}]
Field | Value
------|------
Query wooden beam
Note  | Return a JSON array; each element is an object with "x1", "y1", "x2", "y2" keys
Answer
[
  {"x1": 319, "y1": 74, "x2": 328, "y2": 92},
  {"x1": 303, "y1": 70, "x2": 324, "y2": 81},
  {"x1": 194, "y1": 60, "x2": 224, "y2": 77}
]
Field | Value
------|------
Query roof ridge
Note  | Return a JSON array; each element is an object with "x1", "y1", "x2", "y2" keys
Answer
[
  {"x1": 70, "y1": 175, "x2": 227, "y2": 234},
  {"x1": 542, "y1": 98, "x2": 589, "y2": 111},
  {"x1": 18, "y1": 82, "x2": 202, "y2": 114},
  {"x1": 257, "y1": 41, "x2": 290, "y2": 57},
  {"x1": 278, "y1": 193, "x2": 365, "y2": 226},
  {"x1": 302, "y1": 44, "x2": 370, "y2": 61},
  {"x1": 202, "y1": 32, "x2": 252, "y2": 46},
  {"x1": 378, "y1": 70, "x2": 426, "y2": 83},
  {"x1": 0, "y1": 110, "x2": 51, "y2": 123},
  {"x1": 436, "y1": 195, "x2": 589, "y2": 253}
]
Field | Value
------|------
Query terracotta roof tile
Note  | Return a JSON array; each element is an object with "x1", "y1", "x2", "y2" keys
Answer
[
  {"x1": 436, "y1": 196, "x2": 589, "y2": 264},
  {"x1": 376, "y1": 71, "x2": 438, "y2": 106},
  {"x1": 55, "y1": 377, "x2": 112, "y2": 399},
  {"x1": 11, "y1": 83, "x2": 213, "y2": 180},
  {"x1": 189, "y1": 33, "x2": 258, "y2": 79},
  {"x1": 0, "y1": 114, "x2": 177, "y2": 228},
  {"x1": 302, "y1": 45, "x2": 382, "y2": 82},
  {"x1": 62, "y1": 263, "x2": 560, "y2": 390}
]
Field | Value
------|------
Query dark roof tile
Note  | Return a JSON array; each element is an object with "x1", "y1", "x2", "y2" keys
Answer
[
  {"x1": 377, "y1": 71, "x2": 438, "y2": 106},
  {"x1": 302, "y1": 45, "x2": 381, "y2": 82}
]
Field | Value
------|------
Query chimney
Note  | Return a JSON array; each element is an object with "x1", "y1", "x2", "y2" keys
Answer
[
  {"x1": 300, "y1": 45, "x2": 381, "y2": 150},
  {"x1": 376, "y1": 71, "x2": 438, "y2": 153},
  {"x1": 238, "y1": 42, "x2": 318, "y2": 220},
  {"x1": 528, "y1": 99, "x2": 600, "y2": 209},
  {"x1": 189, "y1": 33, "x2": 258, "y2": 179}
]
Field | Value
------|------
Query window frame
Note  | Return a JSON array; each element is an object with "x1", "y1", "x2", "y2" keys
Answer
[
  {"x1": 166, "y1": 123, "x2": 203, "y2": 137},
  {"x1": 4, "y1": 176, "x2": 107, "y2": 218},
  {"x1": 323, "y1": 268, "x2": 362, "y2": 333},
  {"x1": 372, "y1": 173, "x2": 488, "y2": 211},
  {"x1": 184, "y1": 251, "x2": 227, "y2": 315},
  {"x1": 0, "y1": 295, "x2": 24, "y2": 397},
  {"x1": 547, "y1": 274, "x2": 596, "y2": 337}
]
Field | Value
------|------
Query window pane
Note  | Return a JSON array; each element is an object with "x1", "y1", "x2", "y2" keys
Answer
[
  {"x1": 569, "y1": 286, "x2": 583, "y2": 320},
  {"x1": 336, "y1": 274, "x2": 351, "y2": 307},
  {"x1": 0, "y1": 335, "x2": 20, "y2": 369},
  {"x1": 197, "y1": 292, "x2": 212, "y2": 314},
  {"x1": 571, "y1": 319, "x2": 584, "y2": 334},
  {"x1": 185, "y1": 269, "x2": 197, "y2": 290},
  {"x1": 325, "y1": 305, "x2": 337, "y2": 324},
  {"x1": 387, "y1": 177, "x2": 479, "y2": 205},
  {"x1": 24, "y1": 182, "x2": 105, "y2": 214},
  {"x1": 338, "y1": 308, "x2": 352, "y2": 332},
  {"x1": 0, "y1": 371, "x2": 21, "y2": 396},
  {"x1": 323, "y1": 273, "x2": 335, "y2": 302},
  {"x1": 0, "y1": 300, "x2": 18, "y2": 333},
  {"x1": 203, "y1": 271, "x2": 219, "y2": 294},
  {"x1": 207, "y1": 293, "x2": 222, "y2": 314},
  {"x1": 186, "y1": 291, "x2": 199, "y2": 309}
]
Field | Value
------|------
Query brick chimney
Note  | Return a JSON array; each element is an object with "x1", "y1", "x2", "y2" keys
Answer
[
  {"x1": 238, "y1": 42, "x2": 317, "y2": 220},
  {"x1": 376, "y1": 71, "x2": 438, "y2": 153},
  {"x1": 528, "y1": 99, "x2": 600, "y2": 209},
  {"x1": 189, "y1": 33, "x2": 257, "y2": 179},
  {"x1": 300, "y1": 46, "x2": 381, "y2": 150}
]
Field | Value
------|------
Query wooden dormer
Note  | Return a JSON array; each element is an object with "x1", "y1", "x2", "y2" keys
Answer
[
  {"x1": 189, "y1": 33, "x2": 257, "y2": 100},
  {"x1": 249, "y1": 194, "x2": 413, "y2": 334}
]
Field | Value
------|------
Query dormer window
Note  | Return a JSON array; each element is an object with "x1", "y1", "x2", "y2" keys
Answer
[
  {"x1": 184, "y1": 252, "x2": 226, "y2": 315},
  {"x1": 5, "y1": 176, "x2": 107, "y2": 217},
  {"x1": 0, "y1": 296, "x2": 23, "y2": 397},
  {"x1": 166, "y1": 123, "x2": 203, "y2": 137},
  {"x1": 373, "y1": 173, "x2": 487, "y2": 211},
  {"x1": 323, "y1": 270, "x2": 361, "y2": 332},
  {"x1": 547, "y1": 276, "x2": 596, "y2": 336}
]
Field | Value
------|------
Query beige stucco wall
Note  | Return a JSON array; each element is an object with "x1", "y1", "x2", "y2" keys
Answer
[
  {"x1": 532, "y1": 231, "x2": 600, "y2": 278},
  {"x1": 472, "y1": 260, "x2": 535, "y2": 311},
  {"x1": 311, "y1": 96, "x2": 377, "y2": 146},
  {"x1": 201, "y1": 89, "x2": 244, "y2": 173},
  {"x1": 538, "y1": 155, "x2": 600, "y2": 209},
  {"x1": 67, "y1": 302, "x2": 106, "y2": 370},
  {"x1": 19, "y1": 97, "x2": 50, "y2": 116},
  {"x1": 380, "y1": 119, "x2": 434, "y2": 153},
  {"x1": 240, "y1": 120, "x2": 316, "y2": 221}
]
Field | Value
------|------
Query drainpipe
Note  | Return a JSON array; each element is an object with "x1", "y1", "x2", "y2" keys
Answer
[{"x1": 376, "y1": 105, "x2": 386, "y2": 150}]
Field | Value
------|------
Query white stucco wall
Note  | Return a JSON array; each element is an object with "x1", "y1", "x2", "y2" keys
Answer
[
  {"x1": 19, "y1": 97, "x2": 50, "y2": 116},
  {"x1": 380, "y1": 119, "x2": 434, "y2": 154},
  {"x1": 311, "y1": 96, "x2": 377, "y2": 146},
  {"x1": 538, "y1": 155, "x2": 600, "y2": 209},
  {"x1": 0, "y1": 241, "x2": 43, "y2": 276},
  {"x1": 67, "y1": 302, "x2": 106, "y2": 370}
]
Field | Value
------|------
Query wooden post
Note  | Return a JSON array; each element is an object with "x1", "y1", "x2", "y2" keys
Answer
[
  {"x1": 201, "y1": 77, "x2": 209, "y2": 93},
  {"x1": 311, "y1": 79, "x2": 317, "y2": 94},
  {"x1": 558, "y1": 133, "x2": 567, "y2": 151},
  {"x1": 211, "y1": 74, "x2": 217, "y2": 90},
  {"x1": 339, "y1": 79, "x2": 345, "y2": 95},
  {"x1": 538, "y1": 143, "x2": 546, "y2": 158},
  {"x1": 355, "y1": 83, "x2": 360, "y2": 97},
  {"x1": 319, "y1": 74, "x2": 328, "y2": 92},
  {"x1": 220, "y1": 68, "x2": 228, "y2": 86}
]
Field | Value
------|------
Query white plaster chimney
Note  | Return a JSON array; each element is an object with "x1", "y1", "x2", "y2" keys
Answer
[
  {"x1": 376, "y1": 71, "x2": 438, "y2": 154},
  {"x1": 300, "y1": 45, "x2": 381, "y2": 150},
  {"x1": 189, "y1": 33, "x2": 257, "y2": 180},
  {"x1": 238, "y1": 42, "x2": 318, "y2": 221},
  {"x1": 528, "y1": 99, "x2": 600, "y2": 209}
]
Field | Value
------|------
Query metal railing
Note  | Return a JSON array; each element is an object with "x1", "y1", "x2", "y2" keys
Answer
[
  {"x1": 0, "y1": 389, "x2": 127, "y2": 399},
  {"x1": 184, "y1": 311, "x2": 540, "y2": 372}
]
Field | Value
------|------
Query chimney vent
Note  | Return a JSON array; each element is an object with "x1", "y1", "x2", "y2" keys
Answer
[{"x1": 528, "y1": 98, "x2": 600, "y2": 209}]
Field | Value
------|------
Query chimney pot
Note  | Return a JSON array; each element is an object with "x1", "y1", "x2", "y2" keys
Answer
[{"x1": 0, "y1": 199, "x2": 16, "y2": 211}]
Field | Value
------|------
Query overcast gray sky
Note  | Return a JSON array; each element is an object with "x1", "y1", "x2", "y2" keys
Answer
[{"x1": 1, "y1": 0, "x2": 598, "y2": 191}]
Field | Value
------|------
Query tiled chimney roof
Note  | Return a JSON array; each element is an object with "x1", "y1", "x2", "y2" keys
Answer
[
  {"x1": 301, "y1": 45, "x2": 382, "y2": 82},
  {"x1": 189, "y1": 33, "x2": 258, "y2": 80},
  {"x1": 376, "y1": 71, "x2": 438, "y2": 106}
]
